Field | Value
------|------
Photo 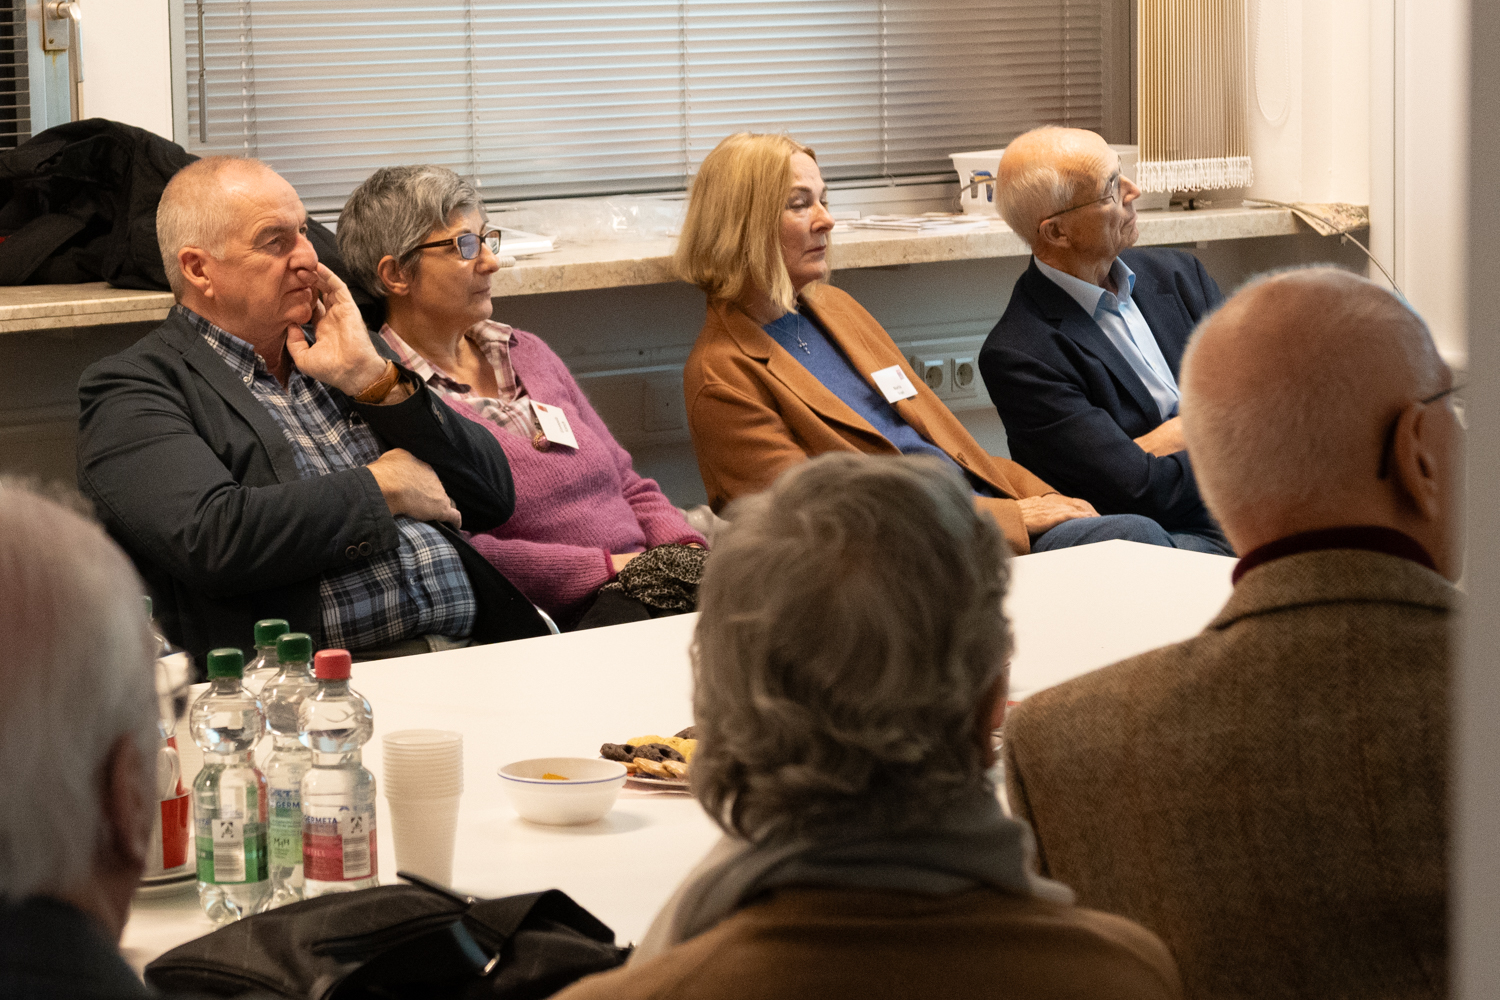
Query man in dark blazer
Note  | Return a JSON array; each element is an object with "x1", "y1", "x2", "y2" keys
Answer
[
  {"x1": 980, "y1": 127, "x2": 1229, "y2": 552},
  {"x1": 1004, "y1": 269, "x2": 1458, "y2": 999},
  {"x1": 77, "y1": 157, "x2": 546, "y2": 665}
]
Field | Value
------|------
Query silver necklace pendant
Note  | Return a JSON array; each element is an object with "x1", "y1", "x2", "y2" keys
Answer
[{"x1": 795, "y1": 331, "x2": 812, "y2": 355}]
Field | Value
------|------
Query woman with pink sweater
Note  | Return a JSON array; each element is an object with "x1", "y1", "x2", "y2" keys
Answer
[{"x1": 338, "y1": 166, "x2": 705, "y2": 628}]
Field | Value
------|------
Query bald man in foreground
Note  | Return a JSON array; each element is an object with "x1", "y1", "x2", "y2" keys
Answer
[
  {"x1": 77, "y1": 156, "x2": 545, "y2": 663},
  {"x1": 1003, "y1": 268, "x2": 1456, "y2": 999}
]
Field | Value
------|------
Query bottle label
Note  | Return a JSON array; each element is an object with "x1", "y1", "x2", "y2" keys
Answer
[
  {"x1": 195, "y1": 773, "x2": 268, "y2": 885},
  {"x1": 268, "y1": 786, "x2": 303, "y2": 870},
  {"x1": 303, "y1": 803, "x2": 377, "y2": 881}
]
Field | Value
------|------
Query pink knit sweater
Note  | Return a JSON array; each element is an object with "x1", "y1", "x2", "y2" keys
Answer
[{"x1": 436, "y1": 328, "x2": 705, "y2": 623}]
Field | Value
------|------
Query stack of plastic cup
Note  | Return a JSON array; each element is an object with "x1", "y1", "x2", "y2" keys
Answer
[{"x1": 381, "y1": 730, "x2": 464, "y2": 886}]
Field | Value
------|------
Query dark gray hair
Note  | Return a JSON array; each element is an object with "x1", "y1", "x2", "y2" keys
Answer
[
  {"x1": 337, "y1": 165, "x2": 485, "y2": 299},
  {"x1": 690, "y1": 453, "x2": 1012, "y2": 842}
]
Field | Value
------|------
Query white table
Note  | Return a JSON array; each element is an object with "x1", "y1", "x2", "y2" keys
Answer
[{"x1": 121, "y1": 539, "x2": 1235, "y2": 973}]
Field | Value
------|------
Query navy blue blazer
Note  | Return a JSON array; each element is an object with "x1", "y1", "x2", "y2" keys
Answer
[{"x1": 978, "y1": 247, "x2": 1223, "y2": 532}]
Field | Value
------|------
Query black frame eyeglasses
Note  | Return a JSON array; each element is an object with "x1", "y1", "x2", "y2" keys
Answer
[
  {"x1": 1376, "y1": 382, "x2": 1465, "y2": 479},
  {"x1": 410, "y1": 229, "x2": 502, "y2": 260}
]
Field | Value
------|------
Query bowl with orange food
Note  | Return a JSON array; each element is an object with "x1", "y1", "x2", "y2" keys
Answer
[{"x1": 497, "y1": 756, "x2": 627, "y2": 825}]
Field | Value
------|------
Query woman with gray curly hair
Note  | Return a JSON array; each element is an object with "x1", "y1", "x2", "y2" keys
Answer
[
  {"x1": 556, "y1": 453, "x2": 1183, "y2": 1000},
  {"x1": 337, "y1": 166, "x2": 707, "y2": 629}
]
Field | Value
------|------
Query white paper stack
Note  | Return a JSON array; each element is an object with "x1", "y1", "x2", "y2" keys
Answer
[{"x1": 847, "y1": 215, "x2": 992, "y2": 233}]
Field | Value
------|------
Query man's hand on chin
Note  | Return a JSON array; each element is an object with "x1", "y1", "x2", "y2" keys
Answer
[{"x1": 285, "y1": 264, "x2": 391, "y2": 397}]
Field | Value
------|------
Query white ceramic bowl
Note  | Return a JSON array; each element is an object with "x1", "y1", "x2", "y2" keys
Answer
[{"x1": 497, "y1": 757, "x2": 627, "y2": 825}]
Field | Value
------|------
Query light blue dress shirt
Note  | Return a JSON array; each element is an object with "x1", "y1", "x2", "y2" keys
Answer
[{"x1": 1033, "y1": 256, "x2": 1181, "y2": 421}]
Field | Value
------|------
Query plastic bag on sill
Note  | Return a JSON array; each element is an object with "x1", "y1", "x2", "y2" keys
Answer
[{"x1": 489, "y1": 196, "x2": 685, "y2": 247}]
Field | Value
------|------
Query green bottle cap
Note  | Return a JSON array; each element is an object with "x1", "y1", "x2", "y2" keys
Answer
[
  {"x1": 276, "y1": 632, "x2": 313, "y2": 663},
  {"x1": 206, "y1": 648, "x2": 245, "y2": 679},
  {"x1": 143, "y1": 595, "x2": 153, "y2": 618},
  {"x1": 253, "y1": 618, "x2": 291, "y2": 648}
]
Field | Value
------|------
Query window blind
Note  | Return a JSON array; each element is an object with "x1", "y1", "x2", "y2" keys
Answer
[
  {"x1": 186, "y1": 0, "x2": 1110, "y2": 213},
  {"x1": 0, "y1": 0, "x2": 28, "y2": 149}
]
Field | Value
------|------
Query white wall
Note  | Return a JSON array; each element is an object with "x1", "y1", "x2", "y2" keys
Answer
[
  {"x1": 1246, "y1": 0, "x2": 1371, "y2": 205},
  {"x1": 1370, "y1": 0, "x2": 1469, "y2": 363},
  {"x1": 79, "y1": 0, "x2": 173, "y2": 138},
  {"x1": 1461, "y1": 6, "x2": 1500, "y2": 998}
]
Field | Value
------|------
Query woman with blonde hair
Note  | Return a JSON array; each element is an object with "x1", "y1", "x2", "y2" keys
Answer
[{"x1": 676, "y1": 132, "x2": 1193, "y2": 554}]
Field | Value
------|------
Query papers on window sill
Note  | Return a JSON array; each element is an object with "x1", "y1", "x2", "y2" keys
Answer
[
  {"x1": 495, "y1": 227, "x2": 556, "y2": 256},
  {"x1": 845, "y1": 214, "x2": 993, "y2": 233}
]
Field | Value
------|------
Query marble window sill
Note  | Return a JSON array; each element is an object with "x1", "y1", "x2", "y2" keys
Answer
[{"x1": 0, "y1": 205, "x2": 1333, "y2": 334}]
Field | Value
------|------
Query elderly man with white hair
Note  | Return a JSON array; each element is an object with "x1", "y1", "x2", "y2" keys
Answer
[
  {"x1": 979, "y1": 126, "x2": 1230, "y2": 554},
  {"x1": 0, "y1": 482, "x2": 160, "y2": 996},
  {"x1": 76, "y1": 156, "x2": 547, "y2": 665},
  {"x1": 1002, "y1": 267, "x2": 1458, "y2": 999}
]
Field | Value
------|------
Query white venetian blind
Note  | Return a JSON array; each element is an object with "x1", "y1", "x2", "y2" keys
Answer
[{"x1": 186, "y1": 0, "x2": 1108, "y2": 213}]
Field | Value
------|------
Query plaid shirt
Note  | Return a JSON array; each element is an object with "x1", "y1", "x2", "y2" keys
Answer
[
  {"x1": 186, "y1": 307, "x2": 476, "y2": 649},
  {"x1": 380, "y1": 321, "x2": 537, "y2": 441}
]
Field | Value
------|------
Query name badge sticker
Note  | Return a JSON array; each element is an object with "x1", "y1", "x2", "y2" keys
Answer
[
  {"x1": 530, "y1": 400, "x2": 579, "y2": 450},
  {"x1": 871, "y1": 365, "x2": 919, "y2": 405}
]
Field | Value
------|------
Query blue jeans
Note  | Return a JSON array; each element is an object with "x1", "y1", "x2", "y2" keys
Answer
[{"x1": 1031, "y1": 513, "x2": 1234, "y2": 555}]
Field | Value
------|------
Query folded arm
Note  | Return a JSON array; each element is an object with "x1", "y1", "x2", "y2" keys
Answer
[
  {"x1": 353, "y1": 378, "x2": 515, "y2": 533},
  {"x1": 77, "y1": 358, "x2": 400, "y2": 598},
  {"x1": 464, "y1": 533, "x2": 616, "y2": 617},
  {"x1": 979, "y1": 347, "x2": 1207, "y2": 527}
]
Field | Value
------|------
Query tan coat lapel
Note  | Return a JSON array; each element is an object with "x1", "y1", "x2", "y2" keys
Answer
[{"x1": 719, "y1": 302, "x2": 896, "y2": 450}]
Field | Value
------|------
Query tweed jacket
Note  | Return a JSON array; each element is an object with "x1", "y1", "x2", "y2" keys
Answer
[
  {"x1": 555, "y1": 886, "x2": 1183, "y2": 1000},
  {"x1": 1003, "y1": 547, "x2": 1452, "y2": 1000},
  {"x1": 683, "y1": 284, "x2": 1056, "y2": 552}
]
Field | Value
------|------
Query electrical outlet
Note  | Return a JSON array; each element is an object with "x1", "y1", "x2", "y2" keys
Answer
[
  {"x1": 949, "y1": 356, "x2": 977, "y2": 397},
  {"x1": 919, "y1": 358, "x2": 946, "y2": 393}
]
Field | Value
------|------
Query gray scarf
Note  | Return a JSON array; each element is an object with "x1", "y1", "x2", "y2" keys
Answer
[{"x1": 629, "y1": 792, "x2": 1072, "y2": 964}]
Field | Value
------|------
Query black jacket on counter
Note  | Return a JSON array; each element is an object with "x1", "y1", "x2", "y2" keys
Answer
[{"x1": 77, "y1": 309, "x2": 548, "y2": 665}]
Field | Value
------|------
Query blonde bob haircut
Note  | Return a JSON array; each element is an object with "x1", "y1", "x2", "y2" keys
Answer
[{"x1": 675, "y1": 132, "x2": 818, "y2": 314}]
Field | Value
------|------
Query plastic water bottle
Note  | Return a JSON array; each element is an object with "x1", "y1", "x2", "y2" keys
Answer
[
  {"x1": 299, "y1": 649, "x2": 378, "y2": 897},
  {"x1": 244, "y1": 618, "x2": 290, "y2": 696},
  {"x1": 261, "y1": 632, "x2": 317, "y2": 907},
  {"x1": 189, "y1": 648, "x2": 272, "y2": 924}
]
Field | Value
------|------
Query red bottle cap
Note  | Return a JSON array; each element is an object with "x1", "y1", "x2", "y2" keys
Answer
[{"x1": 314, "y1": 649, "x2": 352, "y2": 680}]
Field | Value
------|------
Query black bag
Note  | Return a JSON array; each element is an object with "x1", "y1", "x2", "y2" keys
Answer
[{"x1": 143, "y1": 879, "x2": 628, "y2": 1000}]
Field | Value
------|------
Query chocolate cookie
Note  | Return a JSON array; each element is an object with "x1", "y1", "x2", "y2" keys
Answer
[{"x1": 600, "y1": 743, "x2": 636, "y2": 763}]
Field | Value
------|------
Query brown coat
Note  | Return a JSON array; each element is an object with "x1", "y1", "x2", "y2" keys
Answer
[
  {"x1": 683, "y1": 285, "x2": 1056, "y2": 552},
  {"x1": 1004, "y1": 548, "x2": 1453, "y2": 1000},
  {"x1": 554, "y1": 886, "x2": 1184, "y2": 1000}
]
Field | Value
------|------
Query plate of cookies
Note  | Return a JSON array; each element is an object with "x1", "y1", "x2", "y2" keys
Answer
[{"x1": 600, "y1": 727, "x2": 697, "y2": 789}]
